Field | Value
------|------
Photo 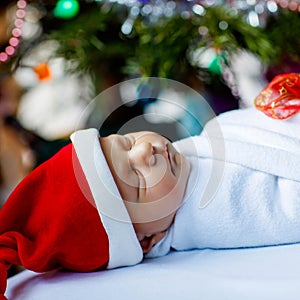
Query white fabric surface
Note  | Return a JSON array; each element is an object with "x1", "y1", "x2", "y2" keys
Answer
[{"x1": 7, "y1": 243, "x2": 300, "y2": 300}]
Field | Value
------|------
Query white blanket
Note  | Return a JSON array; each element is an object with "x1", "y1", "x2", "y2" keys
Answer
[
  {"x1": 148, "y1": 108, "x2": 300, "y2": 257},
  {"x1": 6, "y1": 244, "x2": 300, "y2": 300}
]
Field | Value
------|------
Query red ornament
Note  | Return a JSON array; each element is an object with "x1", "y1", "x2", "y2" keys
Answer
[{"x1": 254, "y1": 73, "x2": 300, "y2": 120}]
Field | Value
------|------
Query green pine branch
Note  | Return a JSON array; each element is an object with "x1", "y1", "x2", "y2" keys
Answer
[{"x1": 44, "y1": 3, "x2": 299, "y2": 84}]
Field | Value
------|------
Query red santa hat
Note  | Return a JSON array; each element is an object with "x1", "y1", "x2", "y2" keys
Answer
[{"x1": 0, "y1": 128, "x2": 143, "y2": 300}]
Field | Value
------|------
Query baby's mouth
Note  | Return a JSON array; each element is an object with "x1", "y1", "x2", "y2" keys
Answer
[{"x1": 167, "y1": 143, "x2": 176, "y2": 176}]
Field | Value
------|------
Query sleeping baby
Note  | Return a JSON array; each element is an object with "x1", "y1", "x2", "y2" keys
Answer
[
  {"x1": 0, "y1": 73, "x2": 300, "y2": 300},
  {"x1": 100, "y1": 72, "x2": 300, "y2": 257},
  {"x1": 101, "y1": 104, "x2": 300, "y2": 258}
]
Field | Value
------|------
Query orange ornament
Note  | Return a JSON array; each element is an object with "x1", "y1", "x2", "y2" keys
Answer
[
  {"x1": 254, "y1": 73, "x2": 300, "y2": 120},
  {"x1": 33, "y1": 62, "x2": 52, "y2": 81}
]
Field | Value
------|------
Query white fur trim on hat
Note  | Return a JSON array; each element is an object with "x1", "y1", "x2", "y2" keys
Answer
[{"x1": 70, "y1": 128, "x2": 143, "y2": 269}]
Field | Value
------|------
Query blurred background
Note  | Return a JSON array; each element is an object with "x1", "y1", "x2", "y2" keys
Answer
[{"x1": 1, "y1": 0, "x2": 300, "y2": 207}]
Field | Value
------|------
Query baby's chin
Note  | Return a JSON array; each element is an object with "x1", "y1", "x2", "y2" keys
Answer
[{"x1": 133, "y1": 212, "x2": 175, "y2": 236}]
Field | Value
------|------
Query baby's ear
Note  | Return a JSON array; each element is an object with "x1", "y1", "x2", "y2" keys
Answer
[{"x1": 138, "y1": 231, "x2": 166, "y2": 254}]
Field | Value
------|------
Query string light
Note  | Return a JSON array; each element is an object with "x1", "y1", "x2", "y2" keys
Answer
[
  {"x1": 0, "y1": 0, "x2": 27, "y2": 63},
  {"x1": 275, "y1": 0, "x2": 300, "y2": 11},
  {"x1": 116, "y1": 0, "x2": 300, "y2": 35}
]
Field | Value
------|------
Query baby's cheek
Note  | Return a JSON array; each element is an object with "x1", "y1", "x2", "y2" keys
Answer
[
  {"x1": 153, "y1": 179, "x2": 178, "y2": 202},
  {"x1": 146, "y1": 159, "x2": 168, "y2": 188}
]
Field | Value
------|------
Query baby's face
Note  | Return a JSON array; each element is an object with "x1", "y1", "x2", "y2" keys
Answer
[{"x1": 100, "y1": 131, "x2": 190, "y2": 242}]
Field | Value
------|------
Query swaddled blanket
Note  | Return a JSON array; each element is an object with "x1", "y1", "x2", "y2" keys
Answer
[{"x1": 147, "y1": 108, "x2": 300, "y2": 258}]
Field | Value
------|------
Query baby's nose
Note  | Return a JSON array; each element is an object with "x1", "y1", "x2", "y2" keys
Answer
[{"x1": 131, "y1": 142, "x2": 154, "y2": 165}]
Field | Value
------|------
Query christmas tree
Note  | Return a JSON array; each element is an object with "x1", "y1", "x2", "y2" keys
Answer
[
  {"x1": 2, "y1": 1, "x2": 298, "y2": 84},
  {"x1": 1, "y1": 0, "x2": 300, "y2": 111}
]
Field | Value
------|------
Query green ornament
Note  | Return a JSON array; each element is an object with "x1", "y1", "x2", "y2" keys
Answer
[
  {"x1": 53, "y1": 0, "x2": 80, "y2": 19},
  {"x1": 208, "y1": 55, "x2": 222, "y2": 75}
]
